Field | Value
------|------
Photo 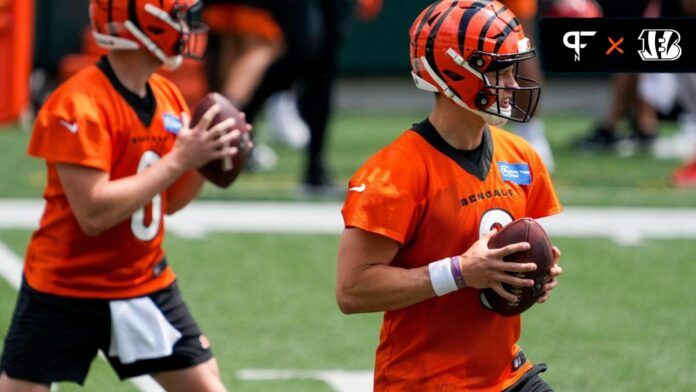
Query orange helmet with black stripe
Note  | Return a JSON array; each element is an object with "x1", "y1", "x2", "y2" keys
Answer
[
  {"x1": 89, "y1": 0, "x2": 208, "y2": 70},
  {"x1": 410, "y1": 0, "x2": 541, "y2": 125}
]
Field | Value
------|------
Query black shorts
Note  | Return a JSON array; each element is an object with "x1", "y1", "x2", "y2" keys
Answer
[
  {"x1": 0, "y1": 278, "x2": 213, "y2": 386},
  {"x1": 504, "y1": 364, "x2": 553, "y2": 392}
]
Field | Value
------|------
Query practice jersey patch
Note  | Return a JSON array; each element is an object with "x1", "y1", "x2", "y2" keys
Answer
[
  {"x1": 163, "y1": 113, "x2": 182, "y2": 134},
  {"x1": 497, "y1": 162, "x2": 531, "y2": 185}
]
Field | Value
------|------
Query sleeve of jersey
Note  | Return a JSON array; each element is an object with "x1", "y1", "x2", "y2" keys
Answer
[
  {"x1": 27, "y1": 92, "x2": 112, "y2": 171},
  {"x1": 341, "y1": 163, "x2": 420, "y2": 245},
  {"x1": 525, "y1": 150, "x2": 563, "y2": 219}
]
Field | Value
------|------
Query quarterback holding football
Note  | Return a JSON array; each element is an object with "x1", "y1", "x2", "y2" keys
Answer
[
  {"x1": 0, "y1": 1, "x2": 249, "y2": 390},
  {"x1": 337, "y1": 1, "x2": 563, "y2": 390}
]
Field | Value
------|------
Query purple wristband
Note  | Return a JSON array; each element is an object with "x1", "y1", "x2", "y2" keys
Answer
[{"x1": 450, "y1": 256, "x2": 466, "y2": 289}]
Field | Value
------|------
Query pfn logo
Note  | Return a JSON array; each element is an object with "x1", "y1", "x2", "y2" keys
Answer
[
  {"x1": 563, "y1": 31, "x2": 597, "y2": 61},
  {"x1": 638, "y1": 29, "x2": 682, "y2": 61}
]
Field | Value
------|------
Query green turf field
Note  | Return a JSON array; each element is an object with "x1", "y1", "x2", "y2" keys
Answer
[
  {"x1": 0, "y1": 112, "x2": 695, "y2": 390},
  {"x1": 1, "y1": 112, "x2": 694, "y2": 205},
  {"x1": 0, "y1": 232, "x2": 694, "y2": 391}
]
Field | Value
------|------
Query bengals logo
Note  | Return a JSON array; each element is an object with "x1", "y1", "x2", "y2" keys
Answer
[{"x1": 637, "y1": 29, "x2": 682, "y2": 61}]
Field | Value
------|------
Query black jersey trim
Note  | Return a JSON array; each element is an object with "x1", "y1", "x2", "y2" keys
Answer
[
  {"x1": 96, "y1": 56, "x2": 156, "y2": 127},
  {"x1": 412, "y1": 118, "x2": 493, "y2": 181}
]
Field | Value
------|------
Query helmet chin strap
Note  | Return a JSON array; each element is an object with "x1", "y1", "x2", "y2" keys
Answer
[
  {"x1": 418, "y1": 56, "x2": 508, "y2": 126},
  {"x1": 479, "y1": 110, "x2": 508, "y2": 126}
]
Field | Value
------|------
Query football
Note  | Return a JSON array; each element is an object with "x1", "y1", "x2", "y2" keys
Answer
[
  {"x1": 480, "y1": 218, "x2": 554, "y2": 317},
  {"x1": 191, "y1": 92, "x2": 252, "y2": 188}
]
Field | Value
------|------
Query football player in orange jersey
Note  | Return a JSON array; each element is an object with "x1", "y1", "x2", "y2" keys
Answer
[
  {"x1": 337, "y1": 1, "x2": 563, "y2": 391},
  {"x1": 499, "y1": 0, "x2": 556, "y2": 172},
  {"x1": 0, "y1": 1, "x2": 248, "y2": 391}
]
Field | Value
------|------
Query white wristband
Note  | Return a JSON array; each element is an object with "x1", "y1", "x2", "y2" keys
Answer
[{"x1": 428, "y1": 258, "x2": 459, "y2": 296}]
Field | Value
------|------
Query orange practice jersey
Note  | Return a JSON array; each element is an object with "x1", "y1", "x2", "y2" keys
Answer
[
  {"x1": 25, "y1": 58, "x2": 188, "y2": 299},
  {"x1": 342, "y1": 119, "x2": 562, "y2": 391}
]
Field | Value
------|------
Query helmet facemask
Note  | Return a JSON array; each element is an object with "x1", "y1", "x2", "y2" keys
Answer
[
  {"x1": 172, "y1": 1, "x2": 208, "y2": 61},
  {"x1": 444, "y1": 48, "x2": 541, "y2": 126},
  {"x1": 470, "y1": 51, "x2": 541, "y2": 124}
]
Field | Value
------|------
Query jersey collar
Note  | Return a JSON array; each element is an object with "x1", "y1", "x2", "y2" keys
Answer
[
  {"x1": 412, "y1": 118, "x2": 494, "y2": 181},
  {"x1": 97, "y1": 56, "x2": 156, "y2": 127}
]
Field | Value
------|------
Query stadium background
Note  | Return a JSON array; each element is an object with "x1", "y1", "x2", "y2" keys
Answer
[{"x1": 1, "y1": 0, "x2": 695, "y2": 390}]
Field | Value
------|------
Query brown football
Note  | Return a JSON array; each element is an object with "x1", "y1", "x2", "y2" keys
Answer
[
  {"x1": 480, "y1": 218, "x2": 554, "y2": 317},
  {"x1": 191, "y1": 92, "x2": 252, "y2": 188}
]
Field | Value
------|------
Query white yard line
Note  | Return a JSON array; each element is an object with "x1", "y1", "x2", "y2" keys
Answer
[
  {"x1": 238, "y1": 369, "x2": 373, "y2": 392},
  {"x1": 2, "y1": 199, "x2": 696, "y2": 391},
  {"x1": 2, "y1": 199, "x2": 696, "y2": 244},
  {"x1": 0, "y1": 241, "x2": 21, "y2": 289}
]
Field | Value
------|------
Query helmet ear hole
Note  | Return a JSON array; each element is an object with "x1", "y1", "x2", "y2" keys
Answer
[
  {"x1": 148, "y1": 27, "x2": 165, "y2": 35},
  {"x1": 443, "y1": 70, "x2": 465, "y2": 81}
]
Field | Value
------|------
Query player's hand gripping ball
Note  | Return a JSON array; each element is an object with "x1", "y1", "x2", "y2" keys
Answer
[
  {"x1": 480, "y1": 218, "x2": 554, "y2": 316},
  {"x1": 191, "y1": 93, "x2": 252, "y2": 188}
]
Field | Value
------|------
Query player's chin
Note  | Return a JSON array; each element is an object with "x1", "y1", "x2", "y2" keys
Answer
[
  {"x1": 498, "y1": 102, "x2": 512, "y2": 117},
  {"x1": 500, "y1": 98, "x2": 512, "y2": 110}
]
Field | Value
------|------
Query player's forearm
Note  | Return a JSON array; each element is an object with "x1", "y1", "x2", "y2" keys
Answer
[
  {"x1": 336, "y1": 264, "x2": 435, "y2": 314},
  {"x1": 78, "y1": 154, "x2": 186, "y2": 235},
  {"x1": 166, "y1": 170, "x2": 205, "y2": 215}
]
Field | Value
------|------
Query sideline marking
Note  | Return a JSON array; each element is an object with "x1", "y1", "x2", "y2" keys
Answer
[
  {"x1": 3, "y1": 199, "x2": 696, "y2": 246},
  {"x1": 239, "y1": 369, "x2": 373, "y2": 392}
]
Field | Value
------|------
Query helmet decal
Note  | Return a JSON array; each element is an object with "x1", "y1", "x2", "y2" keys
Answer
[
  {"x1": 424, "y1": 2, "x2": 459, "y2": 91},
  {"x1": 458, "y1": 2, "x2": 489, "y2": 55}
]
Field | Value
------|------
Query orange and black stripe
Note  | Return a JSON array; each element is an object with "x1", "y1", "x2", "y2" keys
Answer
[
  {"x1": 128, "y1": 0, "x2": 141, "y2": 31},
  {"x1": 412, "y1": 2, "x2": 440, "y2": 52},
  {"x1": 478, "y1": 3, "x2": 511, "y2": 51},
  {"x1": 107, "y1": 0, "x2": 114, "y2": 35},
  {"x1": 411, "y1": 1, "x2": 441, "y2": 73},
  {"x1": 425, "y1": 1, "x2": 460, "y2": 84},
  {"x1": 414, "y1": 0, "x2": 526, "y2": 80},
  {"x1": 457, "y1": 1, "x2": 489, "y2": 54},
  {"x1": 492, "y1": 8, "x2": 521, "y2": 53}
]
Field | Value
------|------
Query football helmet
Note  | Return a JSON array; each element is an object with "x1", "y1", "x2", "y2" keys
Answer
[
  {"x1": 89, "y1": 0, "x2": 208, "y2": 70},
  {"x1": 410, "y1": 0, "x2": 541, "y2": 125}
]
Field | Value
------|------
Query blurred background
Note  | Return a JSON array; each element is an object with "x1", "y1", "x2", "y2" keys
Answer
[{"x1": 0, "y1": 0, "x2": 695, "y2": 391}]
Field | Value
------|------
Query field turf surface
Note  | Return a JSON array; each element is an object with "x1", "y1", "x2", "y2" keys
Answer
[{"x1": 0, "y1": 112, "x2": 694, "y2": 390}]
